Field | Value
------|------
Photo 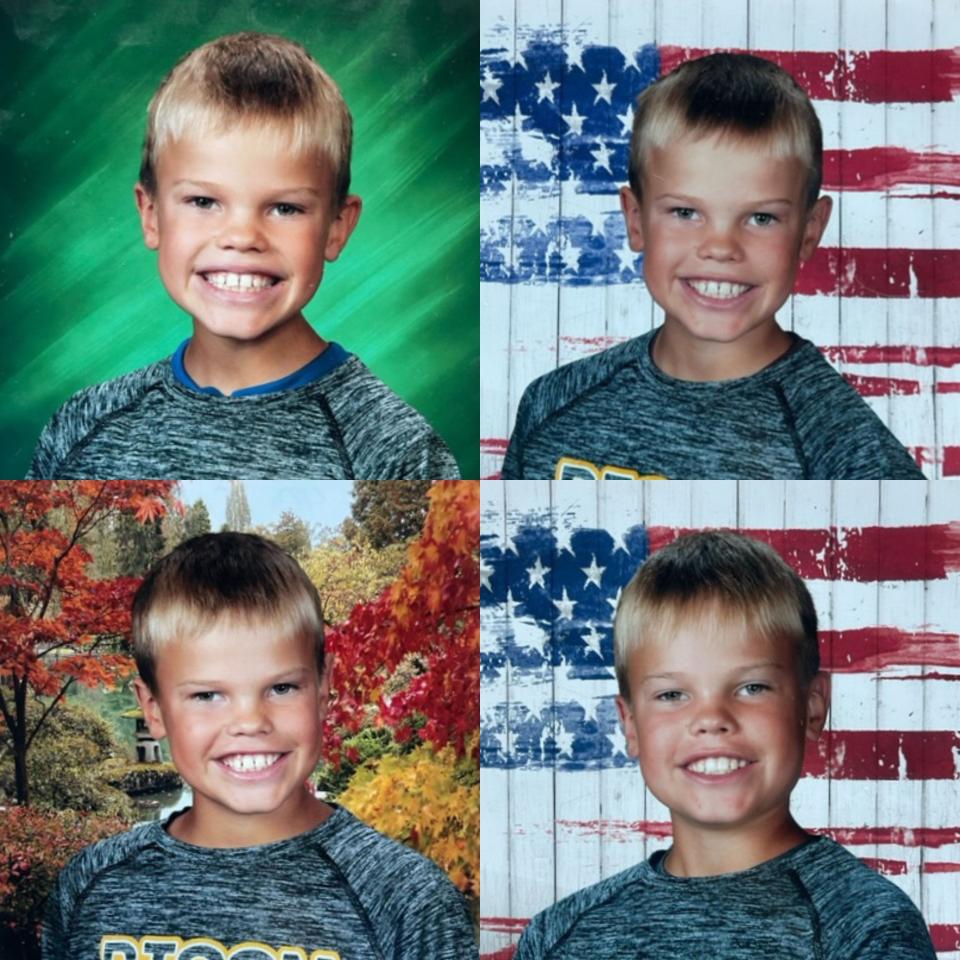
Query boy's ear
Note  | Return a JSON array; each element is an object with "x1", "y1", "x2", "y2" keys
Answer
[
  {"x1": 615, "y1": 694, "x2": 641, "y2": 757},
  {"x1": 324, "y1": 195, "x2": 362, "y2": 262},
  {"x1": 316, "y1": 653, "x2": 335, "y2": 724},
  {"x1": 803, "y1": 671, "x2": 831, "y2": 741},
  {"x1": 133, "y1": 678, "x2": 168, "y2": 740},
  {"x1": 134, "y1": 183, "x2": 160, "y2": 251},
  {"x1": 798, "y1": 195, "x2": 832, "y2": 263},
  {"x1": 619, "y1": 186, "x2": 645, "y2": 253}
]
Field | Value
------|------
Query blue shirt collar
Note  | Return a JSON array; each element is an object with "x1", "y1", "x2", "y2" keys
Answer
[{"x1": 171, "y1": 339, "x2": 350, "y2": 397}]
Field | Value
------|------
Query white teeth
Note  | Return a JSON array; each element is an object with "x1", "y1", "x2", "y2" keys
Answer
[
  {"x1": 221, "y1": 753, "x2": 281, "y2": 772},
  {"x1": 687, "y1": 756, "x2": 751, "y2": 775},
  {"x1": 204, "y1": 272, "x2": 276, "y2": 291},
  {"x1": 688, "y1": 279, "x2": 751, "y2": 299}
]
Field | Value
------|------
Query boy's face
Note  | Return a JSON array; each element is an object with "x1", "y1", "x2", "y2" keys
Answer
[
  {"x1": 134, "y1": 124, "x2": 360, "y2": 345},
  {"x1": 135, "y1": 616, "x2": 331, "y2": 845},
  {"x1": 616, "y1": 606, "x2": 828, "y2": 844},
  {"x1": 620, "y1": 131, "x2": 831, "y2": 350}
]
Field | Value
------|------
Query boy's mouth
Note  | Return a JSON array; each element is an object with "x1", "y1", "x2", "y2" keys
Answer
[
  {"x1": 218, "y1": 751, "x2": 286, "y2": 774},
  {"x1": 684, "y1": 755, "x2": 753, "y2": 776},
  {"x1": 200, "y1": 271, "x2": 283, "y2": 292},
  {"x1": 683, "y1": 278, "x2": 755, "y2": 304}
]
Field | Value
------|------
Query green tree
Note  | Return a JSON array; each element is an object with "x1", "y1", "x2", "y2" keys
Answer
[
  {"x1": 269, "y1": 510, "x2": 312, "y2": 560},
  {"x1": 225, "y1": 481, "x2": 251, "y2": 532},
  {"x1": 350, "y1": 481, "x2": 430, "y2": 548},
  {"x1": 183, "y1": 499, "x2": 212, "y2": 540},
  {"x1": 114, "y1": 512, "x2": 165, "y2": 576}
]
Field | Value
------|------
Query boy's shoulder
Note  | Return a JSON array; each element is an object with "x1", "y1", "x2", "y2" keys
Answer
[
  {"x1": 26, "y1": 360, "x2": 169, "y2": 478},
  {"x1": 319, "y1": 355, "x2": 460, "y2": 478}
]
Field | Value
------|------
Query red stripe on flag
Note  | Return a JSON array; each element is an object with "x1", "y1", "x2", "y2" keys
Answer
[
  {"x1": 823, "y1": 148, "x2": 960, "y2": 191},
  {"x1": 842, "y1": 373, "x2": 921, "y2": 396},
  {"x1": 819, "y1": 627, "x2": 960, "y2": 672},
  {"x1": 931, "y1": 925, "x2": 960, "y2": 952},
  {"x1": 482, "y1": 918, "x2": 528, "y2": 934},
  {"x1": 861, "y1": 857, "x2": 909, "y2": 875},
  {"x1": 797, "y1": 248, "x2": 960, "y2": 298},
  {"x1": 482, "y1": 438, "x2": 509, "y2": 455},
  {"x1": 556, "y1": 820, "x2": 960, "y2": 847},
  {"x1": 804, "y1": 730, "x2": 960, "y2": 780},
  {"x1": 925, "y1": 862, "x2": 960, "y2": 873},
  {"x1": 646, "y1": 525, "x2": 960, "y2": 582},
  {"x1": 658, "y1": 47, "x2": 960, "y2": 102},
  {"x1": 946, "y1": 447, "x2": 960, "y2": 476},
  {"x1": 938, "y1": 382, "x2": 960, "y2": 393},
  {"x1": 823, "y1": 345, "x2": 960, "y2": 367}
]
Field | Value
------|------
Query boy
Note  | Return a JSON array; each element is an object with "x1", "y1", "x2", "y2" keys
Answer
[
  {"x1": 501, "y1": 53, "x2": 924, "y2": 479},
  {"x1": 516, "y1": 531, "x2": 936, "y2": 958},
  {"x1": 42, "y1": 532, "x2": 475, "y2": 959},
  {"x1": 26, "y1": 33, "x2": 459, "y2": 480}
]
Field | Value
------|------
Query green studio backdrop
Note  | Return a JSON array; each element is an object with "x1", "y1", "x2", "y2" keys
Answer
[{"x1": 0, "y1": 0, "x2": 478, "y2": 478}]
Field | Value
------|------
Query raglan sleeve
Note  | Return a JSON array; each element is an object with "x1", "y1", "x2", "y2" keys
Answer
[
  {"x1": 41, "y1": 864, "x2": 74, "y2": 960},
  {"x1": 394, "y1": 869, "x2": 477, "y2": 959},
  {"x1": 25, "y1": 416, "x2": 62, "y2": 479},
  {"x1": 850, "y1": 911, "x2": 937, "y2": 959}
]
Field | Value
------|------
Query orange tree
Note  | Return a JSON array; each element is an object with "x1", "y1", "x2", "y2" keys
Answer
[
  {"x1": 324, "y1": 480, "x2": 479, "y2": 893},
  {"x1": 0, "y1": 481, "x2": 174, "y2": 806}
]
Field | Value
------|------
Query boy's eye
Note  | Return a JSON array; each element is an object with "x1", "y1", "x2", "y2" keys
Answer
[
  {"x1": 186, "y1": 196, "x2": 217, "y2": 210},
  {"x1": 271, "y1": 682, "x2": 299, "y2": 695},
  {"x1": 669, "y1": 207, "x2": 698, "y2": 221},
  {"x1": 740, "y1": 682, "x2": 771, "y2": 696},
  {"x1": 273, "y1": 202, "x2": 305, "y2": 216},
  {"x1": 190, "y1": 690, "x2": 221, "y2": 702},
  {"x1": 749, "y1": 212, "x2": 779, "y2": 226},
  {"x1": 655, "y1": 690, "x2": 685, "y2": 702}
]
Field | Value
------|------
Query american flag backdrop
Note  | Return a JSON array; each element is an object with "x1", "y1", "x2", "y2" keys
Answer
[
  {"x1": 479, "y1": 480, "x2": 960, "y2": 958},
  {"x1": 479, "y1": 0, "x2": 960, "y2": 478}
]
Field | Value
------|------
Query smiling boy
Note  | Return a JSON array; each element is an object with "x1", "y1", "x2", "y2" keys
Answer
[
  {"x1": 516, "y1": 531, "x2": 936, "y2": 959},
  {"x1": 501, "y1": 53, "x2": 924, "y2": 479},
  {"x1": 26, "y1": 32, "x2": 459, "y2": 480},
  {"x1": 42, "y1": 533, "x2": 475, "y2": 959}
]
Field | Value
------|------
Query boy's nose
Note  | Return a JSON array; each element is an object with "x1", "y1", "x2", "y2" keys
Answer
[
  {"x1": 696, "y1": 226, "x2": 743, "y2": 262},
  {"x1": 690, "y1": 703, "x2": 737, "y2": 735},
  {"x1": 217, "y1": 211, "x2": 267, "y2": 252},
  {"x1": 226, "y1": 699, "x2": 272, "y2": 735}
]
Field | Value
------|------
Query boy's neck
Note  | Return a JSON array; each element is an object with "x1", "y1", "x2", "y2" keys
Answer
[
  {"x1": 168, "y1": 792, "x2": 334, "y2": 848},
  {"x1": 184, "y1": 314, "x2": 328, "y2": 396},
  {"x1": 652, "y1": 318, "x2": 794, "y2": 382},
  {"x1": 664, "y1": 810, "x2": 811, "y2": 877}
]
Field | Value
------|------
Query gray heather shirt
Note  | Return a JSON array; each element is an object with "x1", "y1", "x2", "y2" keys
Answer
[
  {"x1": 43, "y1": 806, "x2": 477, "y2": 960},
  {"x1": 516, "y1": 836, "x2": 936, "y2": 960},
  {"x1": 501, "y1": 330, "x2": 925, "y2": 480},
  {"x1": 26, "y1": 356, "x2": 459, "y2": 480}
]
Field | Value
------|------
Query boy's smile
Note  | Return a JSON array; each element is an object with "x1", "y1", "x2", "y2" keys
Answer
[
  {"x1": 135, "y1": 618, "x2": 332, "y2": 847},
  {"x1": 616, "y1": 605, "x2": 829, "y2": 872},
  {"x1": 620, "y1": 132, "x2": 831, "y2": 381},
  {"x1": 135, "y1": 124, "x2": 360, "y2": 378}
]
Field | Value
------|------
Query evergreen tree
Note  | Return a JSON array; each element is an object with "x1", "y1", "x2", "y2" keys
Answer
[
  {"x1": 184, "y1": 499, "x2": 212, "y2": 539},
  {"x1": 225, "y1": 481, "x2": 252, "y2": 532},
  {"x1": 114, "y1": 513, "x2": 165, "y2": 576},
  {"x1": 350, "y1": 481, "x2": 430, "y2": 548},
  {"x1": 270, "y1": 510, "x2": 312, "y2": 560}
]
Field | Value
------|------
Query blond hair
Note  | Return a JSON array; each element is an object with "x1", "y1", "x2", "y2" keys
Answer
[
  {"x1": 139, "y1": 32, "x2": 352, "y2": 205},
  {"x1": 627, "y1": 52, "x2": 823, "y2": 208},
  {"x1": 131, "y1": 532, "x2": 324, "y2": 691},
  {"x1": 613, "y1": 530, "x2": 819, "y2": 699}
]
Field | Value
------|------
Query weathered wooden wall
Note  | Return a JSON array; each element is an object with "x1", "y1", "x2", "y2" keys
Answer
[
  {"x1": 480, "y1": 0, "x2": 960, "y2": 478},
  {"x1": 480, "y1": 480, "x2": 960, "y2": 957}
]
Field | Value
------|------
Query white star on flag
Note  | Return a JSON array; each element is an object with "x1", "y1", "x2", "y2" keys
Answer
[
  {"x1": 527, "y1": 555, "x2": 550, "y2": 590},
  {"x1": 591, "y1": 140, "x2": 613, "y2": 173},
  {"x1": 581, "y1": 554, "x2": 606, "y2": 588},
  {"x1": 552, "y1": 586, "x2": 577, "y2": 620},
  {"x1": 592, "y1": 70, "x2": 616, "y2": 104},
  {"x1": 481, "y1": 66, "x2": 502, "y2": 104},
  {"x1": 562, "y1": 101, "x2": 586, "y2": 136},
  {"x1": 480, "y1": 558, "x2": 494, "y2": 592},
  {"x1": 535, "y1": 70, "x2": 560, "y2": 103},
  {"x1": 582, "y1": 620, "x2": 604, "y2": 658},
  {"x1": 606, "y1": 586, "x2": 623, "y2": 614}
]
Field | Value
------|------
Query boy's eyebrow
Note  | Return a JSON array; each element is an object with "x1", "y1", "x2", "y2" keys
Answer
[
  {"x1": 640, "y1": 661, "x2": 785, "y2": 684},
  {"x1": 172, "y1": 179, "x2": 322, "y2": 197},
  {"x1": 175, "y1": 666, "x2": 312, "y2": 688},
  {"x1": 655, "y1": 192, "x2": 795, "y2": 207}
]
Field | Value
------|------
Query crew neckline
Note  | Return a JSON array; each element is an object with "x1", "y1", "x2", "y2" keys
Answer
[{"x1": 171, "y1": 339, "x2": 351, "y2": 397}]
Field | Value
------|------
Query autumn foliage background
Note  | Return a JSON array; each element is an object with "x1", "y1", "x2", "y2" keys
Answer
[{"x1": 0, "y1": 480, "x2": 480, "y2": 956}]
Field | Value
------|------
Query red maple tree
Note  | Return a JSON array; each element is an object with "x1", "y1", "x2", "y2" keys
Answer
[
  {"x1": 0, "y1": 481, "x2": 175, "y2": 805},
  {"x1": 325, "y1": 480, "x2": 480, "y2": 764}
]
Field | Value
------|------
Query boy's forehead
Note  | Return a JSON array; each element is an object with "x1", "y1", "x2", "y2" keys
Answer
[
  {"x1": 155, "y1": 124, "x2": 333, "y2": 193},
  {"x1": 643, "y1": 130, "x2": 807, "y2": 201}
]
